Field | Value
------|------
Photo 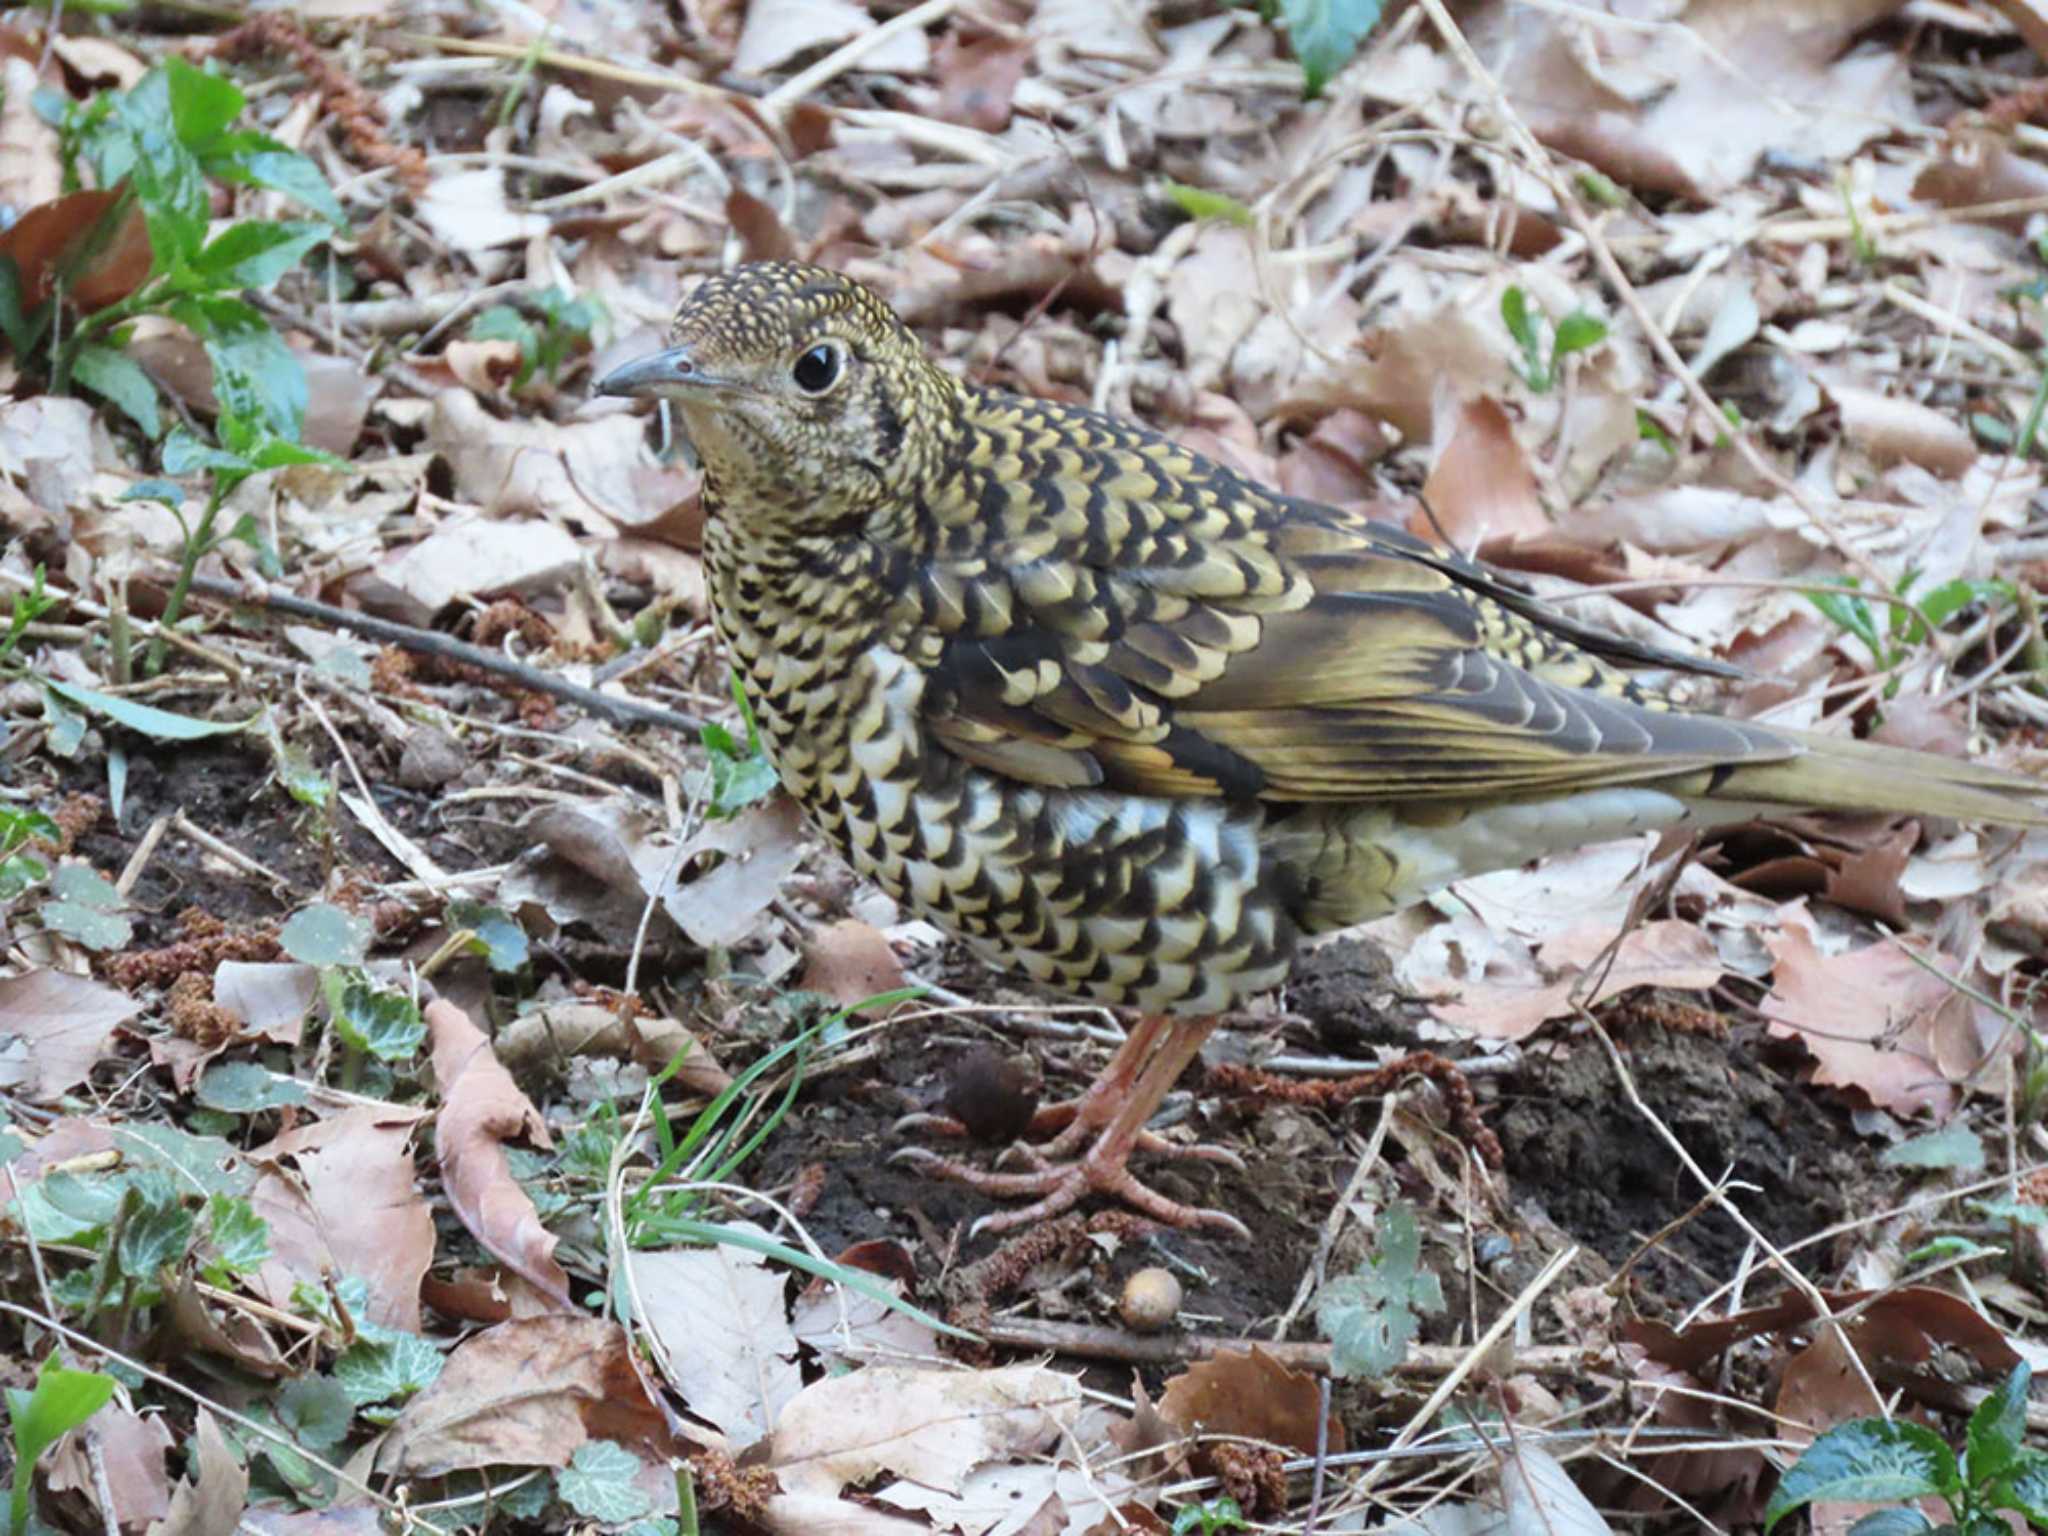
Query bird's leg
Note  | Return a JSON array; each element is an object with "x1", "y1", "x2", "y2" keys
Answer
[
  {"x1": 894, "y1": 1013, "x2": 1241, "y2": 1165},
  {"x1": 894, "y1": 1017, "x2": 1251, "y2": 1237}
]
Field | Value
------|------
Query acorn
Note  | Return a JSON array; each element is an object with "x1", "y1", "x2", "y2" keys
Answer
[{"x1": 1118, "y1": 1267, "x2": 1183, "y2": 1333}]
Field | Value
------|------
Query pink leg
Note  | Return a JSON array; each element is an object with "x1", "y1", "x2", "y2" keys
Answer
[{"x1": 895, "y1": 1017, "x2": 1250, "y2": 1238}]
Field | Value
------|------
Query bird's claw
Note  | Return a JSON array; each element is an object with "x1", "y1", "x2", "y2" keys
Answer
[{"x1": 893, "y1": 1145, "x2": 1251, "y2": 1239}]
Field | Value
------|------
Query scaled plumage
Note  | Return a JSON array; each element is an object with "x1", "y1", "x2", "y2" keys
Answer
[{"x1": 598, "y1": 260, "x2": 2045, "y2": 1234}]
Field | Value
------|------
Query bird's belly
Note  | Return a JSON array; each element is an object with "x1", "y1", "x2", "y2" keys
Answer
[{"x1": 828, "y1": 770, "x2": 1295, "y2": 1015}]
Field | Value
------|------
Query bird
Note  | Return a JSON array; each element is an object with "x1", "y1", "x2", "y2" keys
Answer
[{"x1": 596, "y1": 260, "x2": 2047, "y2": 1237}]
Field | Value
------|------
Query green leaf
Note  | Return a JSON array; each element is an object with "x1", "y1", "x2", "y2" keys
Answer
[
  {"x1": 50, "y1": 864, "x2": 121, "y2": 912},
  {"x1": 448, "y1": 899, "x2": 529, "y2": 973},
  {"x1": 40, "y1": 896, "x2": 132, "y2": 952},
  {"x1": 195, "y1": 1062, "x2": 308, "y2": 1115},
  {"x1": 168, "y1": 293, "x2": 307, "y2": 449},
  {"x1": 1764, "y1": 1420, "x2": 1959, "y2": 1531},
  {"x1": 160, "y1": 58, "x2": 245, "y2": 149},
  {"x1": 7, "y1": 1356, "x2": 116, "y2": 1536},
  {"x1": 1317, "y1": 1203, "x2": 1441, "y2": 1379},
  {"x1": 72, "y1": 343, "x2": 161, "y2": 439},
  {"x1": 1881, "y1": 1124, "x2": 1985, "y2": 1171},
  {"x1": 202, "y1": 132, "x2": 345, "y2": 225},
  {"x1": 1162, "y1": 181, "x2": 1255, "y2": 227},
  {"x1": 42, "y1": 680, "x2": 248, "y2": 741},
  {"x1": 116, "y1": 1172, "x2": 195, "y2": 1280},
  {"x1": 327, "y1": 976, "x2": 426, "y2": 1062},
  {"x1": 278, "y1": 904, "x2": 371, "y2": 966},
  {"x1": 334, "y1": 1331, "x2": 443, "y2": 1407},
  {"x1": 105, "y1": 69, "x2": 212, "y2": 271},
  {"x1": 1964, "y1": 1363, "x2": 2031, "y2": 1487},
  {"x1": 1809, "y1": 580, "x2": 1884, "y2": 654},
  {"x1": 275, "y1": 1376, "x2": 354, "y2": 1452},
  {"x1": 1992, "y1": 1452, "x2": 2048, "y2": 1526},
  {"x1": 1552, "y1": 311, "x2": 1609, "y2": 359},
  {"x1": 1969, "y1": 1197, "x2": 2048, "y2": 1226},
  {"x1": 160, "y1": 425, "x2": 250, "y2": 477},
  {"x1": 188, "y1": 220, "x2": 325, "y2": 290},
  {"x1": 557, "y1": 1440, "x2": 654, "y2": 1524},
  {"x1": 1277, "y1": 0, "x2": 1383, "y2": 98},
  {"x1": 202, "y1": 1192, "x2": 270, "y2": 1277},
  {"x1": 1845, "y1": 1511, "x2": 1936, "y2": 1535}
]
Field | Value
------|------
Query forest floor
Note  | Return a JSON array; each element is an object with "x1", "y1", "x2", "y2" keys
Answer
[{"x1": 4, "y1": 1, "x2": 2048, "y2": 1533}]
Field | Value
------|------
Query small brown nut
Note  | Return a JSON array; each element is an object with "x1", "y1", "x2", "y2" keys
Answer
[{"x1": 1118, "y1": 1267, "x2": 1182, "y2": 1333}]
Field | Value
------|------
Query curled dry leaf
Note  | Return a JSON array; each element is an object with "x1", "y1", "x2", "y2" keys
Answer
[
  {"x1": 493, "y1": 1001, "x2": 732, "y2": 1097},
  {"x1": 145, "y1": 1410, "x2": 247, "y2": 1536},
  {"x1": 46, "y1": 1403, "x2": 174, "y2": 1532},
  {"x1": 1418, "y1": 394, "x2": 1550, "y2": 548},
  {"x1": 380, "y1": 1316, "x2": 681, "y2": 1476},
  {"x1": 427, "y1": 999, "x2": 575, "y2": 1311},
  {"x1": 1821, "y1": 378, "x2": 1976, "y2": 477}
]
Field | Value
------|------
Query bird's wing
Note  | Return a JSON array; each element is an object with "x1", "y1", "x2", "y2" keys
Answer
[{"x1": 915, "y1": 398, "x2": 1790, "y2": 803}]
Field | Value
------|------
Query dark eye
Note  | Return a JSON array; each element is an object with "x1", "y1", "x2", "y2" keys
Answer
[{"x1": 792, "y1": 342, "x2": 842, "y2": 394}]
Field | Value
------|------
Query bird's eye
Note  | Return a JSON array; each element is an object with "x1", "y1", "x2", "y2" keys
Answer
[{"x1": 792, "y1": 342, "x2": 843, "y2": 395}]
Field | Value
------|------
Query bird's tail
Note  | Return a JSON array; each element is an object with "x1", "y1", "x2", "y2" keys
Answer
[{"x1": 1681, "y1": 726, "x2": 2048, "y2": 828}]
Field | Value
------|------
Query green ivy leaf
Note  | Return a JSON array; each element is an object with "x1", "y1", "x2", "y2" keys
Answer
[
  {"x1": 41, "y1": 863, "x2": 133, "y2": 951},
  {"x1": 334, "y1": 1331, "x2": 443, "y2": 1407},
  {"x1": 1764, "y1": 1419, "x2": 1959, "y2": 1531},
  {"x1": 557, "y1": 1440, "x2": 654, "y2": 1524},
  {"x1": 449, "y1": 898, "x2": 530, "y2": 973},
  {"x1": 203, "y1": 1192, "x2": 271, "y2": 1277},
  {"x1": 72, "y1": 344, "x2": 162, "y2": 438},
  {"x1": 327, "y1": 976, "x2": 426, "y2": 1063},
  {"x1": 1278, "y1": 0, "x2": 1383, "y2": 98},
  {"x1": 276, "y1": 1376, "x2": 354, "y2": 1451},
  {"x1": 195, "y1": 1061, "x2": 309, "y2": 1115},
  {"x1": 1881, "y1": 1124, "x2": 1985, "y2": 1171},
  {"x1": 115, "y1": 1171, "x2": 195, "y2": 1280},
  {"x1": 1317, "y1": 1203, "x2": 1443, "y2": 1379}
]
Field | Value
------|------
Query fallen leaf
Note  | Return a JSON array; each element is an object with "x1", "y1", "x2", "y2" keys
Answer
[
  {"x1": 47, "y1": 1404, "x2": 173, "y2": 1532},
  {"x1": 352, "y1": 517, "x2": 582, "y2": 627},
  {"x1": 380, "y1": 1316, "x2": 679, "y2": 1476},
  {"x1": 1155, "y1": 1348, "x2": 1343, "y2": 1457},
  {"x1": 631, "y1": 1230, "x2": 802, "y2": 1447},
  {"x1": 798, "y1": 919, "x2": 909, "y2": 1014},
  {"x1": 144, "y1": 1410, "x2": 247, "y2": 1536},
  {"x1": 0, "y1": 970, "x2": 139, "y2": 1103},
  {"x1": 427, "y1": 999, "x2": 574, "y2": 1311},
  {"x1": 770, "y1": 1364, "x2": 1081, "y2": 1499}
]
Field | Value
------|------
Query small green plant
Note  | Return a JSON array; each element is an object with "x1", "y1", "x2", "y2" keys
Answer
[
  {"x1": 1162, "y1": 181, "x2": 1254, "y2": 228},
  {"x1": 1243, "y1": 0, "x2": 1385, "y2": 98},
  {"x1": 1171, "y1": 1495, "x2": 1247, "y2": 1536},
  {"x1": 278, "y1": 903, "x2": 425, "y2": 1094},
  {"x1": 1317, "y1": 1201, "x2": 1444, "y2": 1378},
  {"x1": 701, "y1": 673, "x2": 780, "y2": 818},
  {"x1": 5, "y1": 1356, "x2": 117, "y2": 1536},
  {"x1": 1807, "y1": 571, "x2": 2016, "y2": 701},
  {"x1": 467, "y1": 286, "x2": 607, "y2": 391},
  {"x1": 1765, "y1": 1362, "x2": 2048, "y2": 1533},
  {"x1": 3, "y1": 57, "x2": 346, "y2": 670},
  {"x1": 1501, "y1": 286, "x2": 1609, "y2": 392}
]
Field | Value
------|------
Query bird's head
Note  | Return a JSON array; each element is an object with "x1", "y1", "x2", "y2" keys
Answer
[{"x1": 596, "y1": 261, "x2": 955, "y2": 532}]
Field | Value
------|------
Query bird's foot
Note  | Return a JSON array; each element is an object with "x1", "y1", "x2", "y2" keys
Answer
[
  {"x1": 891, "y1": 1108, "x2": 1244, "y2": 1168},
  {"x1": 891, "y1": 1140, "x2": 1250, "y2": 1238}
]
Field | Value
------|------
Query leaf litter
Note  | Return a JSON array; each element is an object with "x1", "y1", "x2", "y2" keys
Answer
[{"x1": 5, "y1": 0, "x2": 2048, "y2": 1532}]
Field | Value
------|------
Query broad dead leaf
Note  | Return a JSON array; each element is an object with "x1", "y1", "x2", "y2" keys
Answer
[
  {"x1": 0, "y1": 969, "x2": 139, "y2": 1102},
  {"x1": 248, "y1": 1105, "x2": 435, "y2": 1333},
  {"x1": 380, "y1": 1316, "x2": 680, "y2": 1475},
  {"x1": 1154, "y1": 1347, "x2": 1344, "y2": 1456},
  {"x1": 352, "y1": 516, "x2": 581, "y2": 627},
  {"x1": 427, "y1": 998, "x2": 574, "y2": 1310},
  {"x1": 47, "y1": 1403, "x2": 173, "y2": 1532},
  {"x1": 770, "y1": 1364, "x2": 1082, "y2": 1499},
  {"x1": 631, "y1": 1229, "x2": 802, "y2": 1448},
  {"x1": 798, "y1": 918, "x2": 909, "y2": 1014},
  {"x1": 144, "y1": 1410, "x2": 246, "y2": 1536},
  {"x1": 664, "y1": 796, "x2": 808, "y2": 949}
]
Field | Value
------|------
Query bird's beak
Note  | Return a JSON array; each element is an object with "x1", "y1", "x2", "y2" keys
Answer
[{"x1": 594, "y1": 345, "x2": 720, "y2": 399}]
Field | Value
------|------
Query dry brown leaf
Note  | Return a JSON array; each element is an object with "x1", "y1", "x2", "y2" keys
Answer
[
  {"x1": 427, "y1": 998, "x2": 574, "y2": 1311},
  {"x1": 769, "y1": 1364, "x2": 1081, "y2": 1499},
  {"x1": 380, "y1": 1316, "x2": 680, "y2": 1476},
  {"x1": 212, "y1": 962, "x2": 318, "y2": 1045},
  {"x1": 760, "y1": 1495, "x2": 930, "y2": 1535},
  {"x1": 1422, "y1": 917, "x2": 1723, "y2": 1042},
  {"x1": 1822, "y1": 380, "x2": 1976, "y2": 477},
  {"x1": 798, "y1": 918, "x2": 908, "y2": 1014},
  {"x1": 1154, "y1": 1347, "x2": 1344, "y2": 1456},
  {"x1": 931, "y1": 33, "x2": 1028, "y2": 131},
  {"x1": 0, "y1": 59, "x2": 65, "y2": 225},
  {"x1": 734, "y1": 0, "x2": 930, "y2": 76},
  {"x1": 418, "y1": 168, "x2": 547, "y2": 253},
  {"x1": 0, "y1": 396, "x2": 97, "y2": 523},
  {"x1": 0, "y1": 970, "x2": 139, "y2": 1103},
  {"x1": 248, "y1": 1105, "x2": 435, "y2": 1333},
  {"x1": 1418, "y1": 394, "x2": 1550, "y2": 547},
  {"x1": 1761, "y1": 915, "x2": 1970, "y2": 1116},
  {"x1": 664, "y1": 796, "x2": 809, "y2": 950},
  {"x1": 47, "y1": 1403, "x2": 173, "y2": 1532},
  {"x1": 631, "y1": 1231, "x2": 802, "y2": 1448},
  {"x1": 144, "y1": 1410, "x2": 246, "y2": 1536},
  {"x1": 352, "y1": 516, "x2": 581, "y2": 627},
  {"x1": 425, "y1": 389, "x2": 665, "y2": 534},
  {"x1": 493, "y1": 1001, "x2": 732, "y2": 1095}
]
